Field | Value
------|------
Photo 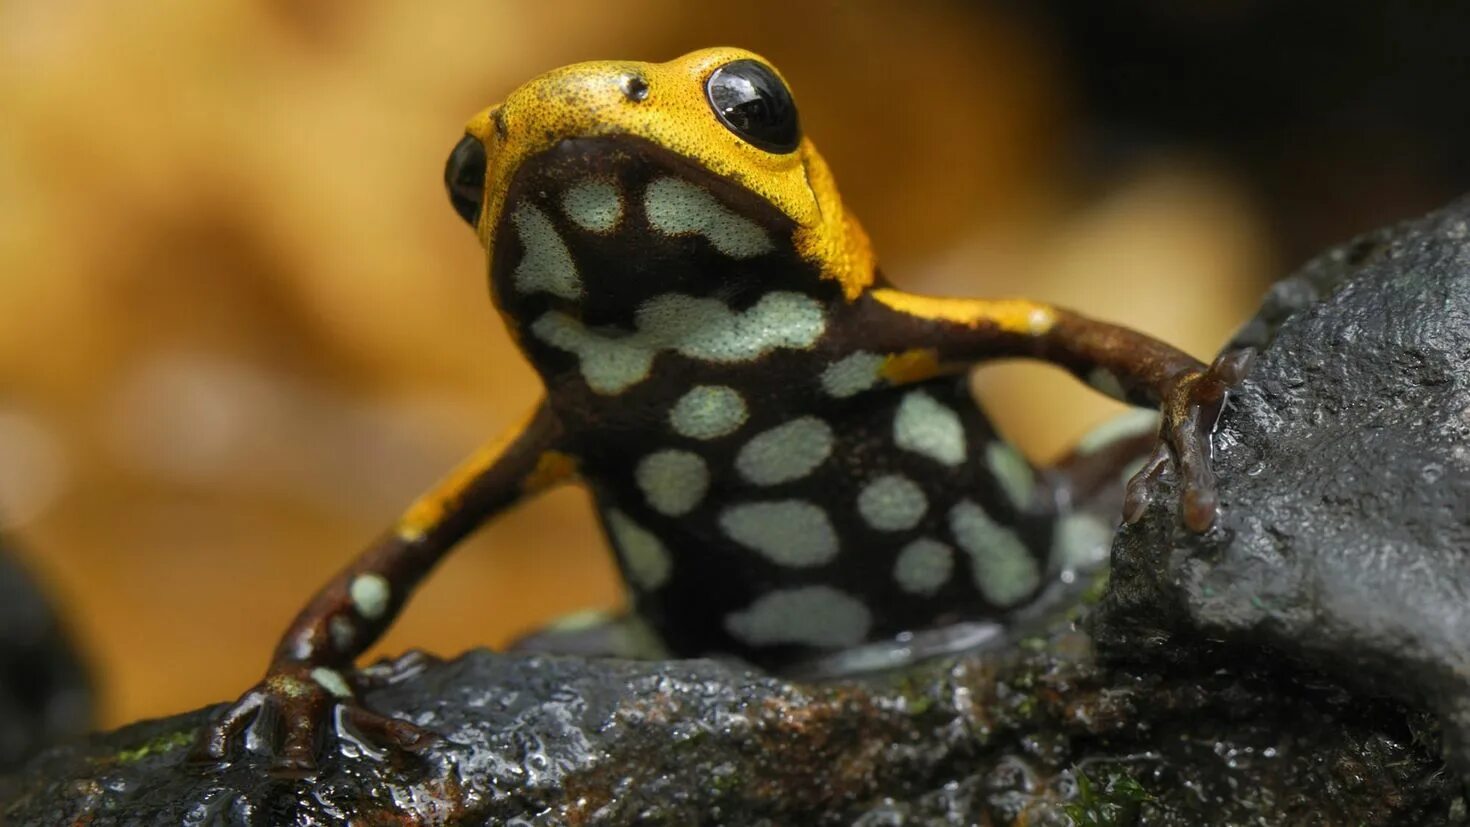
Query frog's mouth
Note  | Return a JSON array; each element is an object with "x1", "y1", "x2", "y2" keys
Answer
[{"x1": 486, "y1": 135, "x2": 816, "y2": 333}]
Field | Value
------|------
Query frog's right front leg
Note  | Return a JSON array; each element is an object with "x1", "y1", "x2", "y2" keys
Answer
[{"x1": 189, "y1": 401, "x2": 574, "y2": 774}]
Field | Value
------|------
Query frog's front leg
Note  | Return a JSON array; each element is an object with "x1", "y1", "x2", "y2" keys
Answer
[
  {"x1": 850, "y1": 289, "x2": 1252, "y2": 531},
  {"x1": 189, "y1": 401, "x2": 573, "y2": 774}
]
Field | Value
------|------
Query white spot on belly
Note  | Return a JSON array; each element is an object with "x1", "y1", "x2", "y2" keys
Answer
[
  {"x1": 719, "y1": 501, "x2": 839, "y2": 566},
  {"x1": 349, "y1": 573, "x2": 391, "y2": 620},
  {"x1": 562, "y1": 180, "x2": 622, "y2": 233},
  {"x1": 635, "y1": 450, "x2": 709, "y2": 516},
  {"x1": 639, "y1": 292, "x2": 826, "y2": 363},
  {"x1": 724, "y1": 586, "x2": 871, "y2": 648},
  {"x1": 670, "y1": 385, "x2": 748, "y2": 439},
  {"x1": 735, "y1": 417, "x2": 834, "y2": 485},
  {"x1": 644, "y1": 177, "x2": 774, "y2": 258},
  {"x1": 606, "y1": 509, "x2": 672, "y2": 590},
  {"x1": 893, "y1": 538, "x2": 954, "y2": 595},
  {"x1": 948, "y1": 500, "x2": 1040, "y2": 608},
  {"x1": 511, "y1": 204, "x2": 581, "y2": 299},
  {"x1": 529, "y1": 313, "x2": 656, "y2": 395},
  {"x1": 530, "y1": 292, "x2": 824, "y2": 395},
  {"x1": 856, "y1": 474, "x2": 928, "y2": 531},
  {"x1": 894, "y1": 390, "x2": 966, "y2": 466},
  {"x1": 820, "y1": 351, "x2": 885, "y2": 398},
  {"x1": 310, "y1": 667, "x2": 354, "y2": 699},
  {"x1": 1049, "y1": 512, "x2": 1115, "y2": 572},
  {"x1": 1087, "y1": 367, "x2": 1129, "y2": 402},
  {"x1": 985, "y1": 442, "x2": 1035, "y2": 511}
]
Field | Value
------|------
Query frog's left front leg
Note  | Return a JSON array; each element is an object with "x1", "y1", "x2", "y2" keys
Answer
[
  {"x1": 190, "y1": 401, "x2": 574, "y2": 773},
  {"x1": 852, "y1": 289, "x2": 1251, "y2": 531}
]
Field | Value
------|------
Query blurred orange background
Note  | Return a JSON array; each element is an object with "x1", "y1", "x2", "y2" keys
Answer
[{"x1": 0, "y1": 0, "x2": 1328, "y2": 728}]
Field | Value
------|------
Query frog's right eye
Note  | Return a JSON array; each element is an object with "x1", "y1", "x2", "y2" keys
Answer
[
  {"x1": 445, "y1": 134, "x2": 487, "y2": 227},
  {"x1": 705, "y1": 59, "x2": 800, "y2": 154}
]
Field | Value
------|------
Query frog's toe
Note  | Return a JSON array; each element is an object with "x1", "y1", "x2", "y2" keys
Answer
[
  {"x1": 340, "y1": 703, "x2": 437, "y2": 753},
  {"x1": 1122, "y1": 440, "x2": 1170, "y2": 524},
  {"x1": 187, "y1": 691, "x2": 266, "y2": 768},
  {"x1": 1127, "y1": 348, "x2": 1254, "y2": 532},
  {"x1": 1212, "y1": 347, "x2": 1257, "y2": 387},
  {"x1": 188, "y1": 667, "x2": 434, "y2": 774}
]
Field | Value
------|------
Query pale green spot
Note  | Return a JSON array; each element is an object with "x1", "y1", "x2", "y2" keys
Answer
[
  {"x1": 893, "y1": 538, "x2": 954, "y2": 595},
  {"x1": 948, "y1": 500, "x2": 1040, "y2": 607},
  {"x1": 635, "y1": 450, "x2": 708, "y2": 516},
  {"x1": 606, "y1": 509, "x2": 672, "y2": 590},
  {"x1": 561, "y1": 180, "x2": 622, "y2": 232},
  {"x1": 349, "y1": 573, "x2": 390, "y2": 620},
  {"x1": 645, "y1": 177, "x2": 774, "y2": 258},
  {"x1": 531, "y1": 292, "x2": 825, "y2": 396},
  {"x1": 545, "y1": 607, "x2": 615, "y2": 633},
  {"x1": 511, "y1": 204, "x2": 581, "y2": 299},
  {"x1": 985, "y1": 442, "x2": 1035, "y2": 511},
  {"x1": 735, "y1": 417, "x2": 833, "y2": 485},
  {"x1": 310, "y1": 667, "x2": 353, "y2": 699},
  {"x1": 719, "y1": 501, "x2": 838, "y2": 567},
  {"x1": 724, "y1": 586, "x2": 871, "y2": 648},
  {"x1": 856, "y1": 474, "x2": 928, "y2": 531},
  {"x1": 640, "y1": 292, "x2": 826, "y2": 363},
  {"x1": 670, "y1": 385, "x2": 748, "y2": 439},
  {"x1": 894, "y1": 390, "x2": 966, "y2": 466},
  {"x1": 820, "y1": 351, "x2": 885, "y2": 398},
  {"x1": 529, "y1": 312, "x2": 656, "y2": 395}
]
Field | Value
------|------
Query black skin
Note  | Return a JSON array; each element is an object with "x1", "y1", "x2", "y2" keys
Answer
[{"x1": 191, "y1": 90, "x2": 1249, "y2": 777}]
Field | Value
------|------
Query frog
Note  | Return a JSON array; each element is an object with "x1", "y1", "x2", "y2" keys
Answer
[{"x1": 190, "y1": 47, "x2": 1249, "y2": 773}]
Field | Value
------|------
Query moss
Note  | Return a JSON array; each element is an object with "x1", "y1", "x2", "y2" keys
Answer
[
  {"x1": 115, "y1": 729, "x2": 195, "y2": 765},
  {"x1": 1080, "y1": 570, "x2": 1111, "y2": 606},
  {"x1": 1063, "y1": 767, "x2": 1151, "y2": 826},
  {"x1": 903, "y1": 694, "x2": 934, "y2": 717}
]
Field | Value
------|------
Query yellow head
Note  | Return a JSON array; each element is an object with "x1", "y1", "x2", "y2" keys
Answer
[{"x1": 444, "y1": 47, "x2": 874, "y2": 312}]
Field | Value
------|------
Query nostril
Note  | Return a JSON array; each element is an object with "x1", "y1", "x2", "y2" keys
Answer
[
  {"x1": 493, "y1": 107, "x2": 509, "y2": 140},
  {"x1": 619, "y1": 74, "x2": 649, "y2": 103}
]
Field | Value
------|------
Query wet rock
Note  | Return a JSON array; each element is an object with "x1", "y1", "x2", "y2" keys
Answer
[
  {"x1": 0, "y1": 539, "x2": 92, "y2": 774},
  {"x1": 0, "y1": 602, "x2": 1457, "y2": 826},
  {"x1": 1100, "y1": 196, "x2": 1470, "y2": 777},
  {"x1": 13, "y1": 202, "x2": 1470, "y2": 822}
]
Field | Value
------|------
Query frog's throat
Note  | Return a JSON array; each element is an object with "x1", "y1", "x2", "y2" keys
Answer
[{"x1": 466, "y1": 48, "x2": 874, "y2": 303}]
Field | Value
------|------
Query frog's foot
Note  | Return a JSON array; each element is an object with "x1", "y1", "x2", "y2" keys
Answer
[
  {"x1": 1124, "y1": 349, "x2": 1255, "y2": 532},
  {"x1": 187, "y1": 664, "x2": 436, "y2": 776}
]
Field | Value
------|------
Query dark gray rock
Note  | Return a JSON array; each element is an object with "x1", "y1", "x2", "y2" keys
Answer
[
  {"x1": 1100, "y1": 195, "x2": 1470, "y2": 776},
  {"x1": 0, "y1": 539, "x2": 92, "y2": 773},
  {"x1": 0, "y1": 603, "x2": 1457, "y2": 826},
  {"x1": 15, "y1": 201, "x2": 1470, "y2": 823}
]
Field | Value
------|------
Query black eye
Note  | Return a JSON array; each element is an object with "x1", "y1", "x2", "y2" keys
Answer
[
  {"x1": 705, "y1": 59, "x2": 800, "y2": 153},
  {"x1": 444, "y1": 134, "x2": 487, "y2": 227}
]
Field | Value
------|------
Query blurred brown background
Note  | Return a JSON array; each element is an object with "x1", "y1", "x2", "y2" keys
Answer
[{"x1": 3, "y1": 0, "x2": 1467, "y2": 728}]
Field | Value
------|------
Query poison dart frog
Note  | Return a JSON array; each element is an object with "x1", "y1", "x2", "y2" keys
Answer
[{"x1": 192, "y1": 47, "x2": 1248, "y2": 771}]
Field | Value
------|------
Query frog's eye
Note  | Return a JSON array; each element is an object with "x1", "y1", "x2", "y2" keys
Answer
[
  {"x1": 705, "y1": 59, "x2": 800, "y2": 154},
  {"x1": 444, "y1": 134, "x2": 487, "y2": 227}
]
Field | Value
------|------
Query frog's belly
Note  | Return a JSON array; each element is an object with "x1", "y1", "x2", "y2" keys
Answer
[{"x1": 585, "y1": 376, "x2": 1057, "y2": 666}]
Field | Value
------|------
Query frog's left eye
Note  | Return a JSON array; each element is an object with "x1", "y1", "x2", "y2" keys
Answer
[
  {"x1": 705, "y1": 59, "x2": 800, "y2": 154},
  {"x1": 445, "y1": 134, "x2": 487, "y2": 227}
]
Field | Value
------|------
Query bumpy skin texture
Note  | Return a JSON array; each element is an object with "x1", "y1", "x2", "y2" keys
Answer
[
  {"x1": 192, "y1": 47, "x2": 1241, "y2": 772},
  {"x1": 1100, "y1": 196, "x2": 1470, "y2": 781}
]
